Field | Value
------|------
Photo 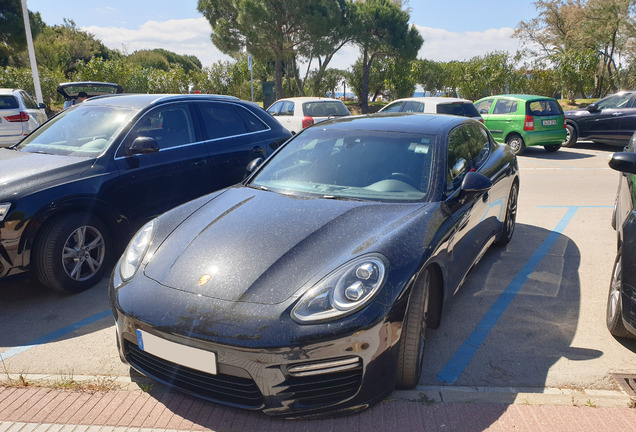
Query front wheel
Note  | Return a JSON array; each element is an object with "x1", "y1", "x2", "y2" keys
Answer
[
  {"x1": 506, "y1": 135, "x2": 525, "y2": 155},
  {"x1": 34, "y1": 213, "x2": 112, "y2": 293},
  {"x1": 544, "y1": 144, "x2": 561, "y2": 152},
  {"x1": 562, "y1": 124, "x2": 577, "y2": 147},
  {"x1": 495, "y1": 182, "x2": 518, "y2": 246},
  {"x1": 395, "y1": 270, "x2": 430, "y2": 389},
  {"x1": 607, "y1": 251, "x2": 633, "y2": 338}
]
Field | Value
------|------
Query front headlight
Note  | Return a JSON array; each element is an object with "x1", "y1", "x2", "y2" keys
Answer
[
  {"x1": 292, "y1": 254, "x2": 387, "y2": 324},
  {"x1": 120, "y1": 219, "x2": 156, "y2": 282},
  {"x1": 0, "y1": 203, "x2": 11, "y2": 222}
]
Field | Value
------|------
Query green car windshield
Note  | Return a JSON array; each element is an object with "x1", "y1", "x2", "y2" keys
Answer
[{"x1": 251, "y1": 128, "x2": 435, "y2": 202}]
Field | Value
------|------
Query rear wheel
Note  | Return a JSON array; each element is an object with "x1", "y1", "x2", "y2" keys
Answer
[
  {"x1": 544, "y1": 144, "x2": 561, "y2": 152},
  {"x1": 607, "y1": 251, "x2": 634, "y2": 338},
  {"x1": 34, "y1": 213, "x2": 111, "y2": 293},
  {"x1": 395, "y1": 270, "x2": 430, "y2": 389},
  {"x1": 506, "y1": 134, "x2": 525, "y2": 155},
  {"x1": 562, "y1": 124, "x2": 577, "y2": 147}
]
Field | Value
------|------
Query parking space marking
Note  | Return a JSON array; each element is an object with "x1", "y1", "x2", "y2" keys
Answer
[
  {"x1": 436, "y1": 205, "x2": 597, "y2": 385},
  {"x1": 0, "y1": 310, "x2": 111, "y2": 361}
]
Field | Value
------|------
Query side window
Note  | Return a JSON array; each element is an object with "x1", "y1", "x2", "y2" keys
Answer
[
  {"x1": 403, "y1": 101, "x2": 425, "y2": 113},
  {"x1": 493, "y1": 99, "x2": 517, "y2": 114},
  {"x1": 234, "y1": 106, "x2": 268, "y2": 132},
  {"x1": 597, "y1": 93, "x2": 632, "y2": 109},
  {"x1": 199, "y1": 103, "x2": 248, "y2": 139},
  {"x1": 382, "y1": 101, "x2": 405, "y2": 113},
  {"x1": 121, "y1": 104, "x2": 195, "y2": 154},
  {"x1": 282, "y1": 101, "x2": 295, "y2": 116},
  {"x1": 475, "y1": 99, "x2": 493, "y2": 115},
  {"x1": 446, "y1": 124, "x2": 491, "y2": 193},
  {"x1": 20, "y1": 91, "x2": 38, "y2": 109},
  {"x1": 267, "y1": 101, "x2": 282, "y2": 116}
]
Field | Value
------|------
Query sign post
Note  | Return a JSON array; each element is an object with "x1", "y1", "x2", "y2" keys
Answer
[{"x1": 248, "y1": 54, "x2": 254, "y2": 102}]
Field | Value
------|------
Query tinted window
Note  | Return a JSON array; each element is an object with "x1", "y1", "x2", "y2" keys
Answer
[
  {"x1": 0, "y1": 95, "x2": 19, "y2": 109},
  {"x1": 446, "y1": 124, "x2": 491, "y2": 193},
  {"x1": 492, "y1": 99, "x2": 517, "y2": 115},
  {"x1": 123, "y1": 105, "x2": 196, "y2": 152},
  {"x1": 199, "y1": 103, "x2": 248, "y2": 139},
  {"x1": 234, "y1": 106, "x2": 268, "y2": 132},
  {"x1": 527, "y1": 99, "x2": 563, "y2": 116},
  {"x1": 302, "y1": 101, "x2": 350, "y2": 117},
  {"x1": 437, "y1": 102, "x2": 480, "y2": 117}
]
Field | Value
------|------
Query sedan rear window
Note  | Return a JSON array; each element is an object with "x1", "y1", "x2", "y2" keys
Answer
[{"x1": 0, "y1": 96, "x2": 19, "y2": 109}]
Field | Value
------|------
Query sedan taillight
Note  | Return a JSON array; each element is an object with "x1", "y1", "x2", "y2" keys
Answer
[
  {"x1": 302, "y1": 116, "x2": 314, "y2": 128},
  {"x1": 4, "y1": 111, "x2": 30, "y2": 122},
  {"x1": 524, "y1": 115, "x2": 534, "y2": 131}
]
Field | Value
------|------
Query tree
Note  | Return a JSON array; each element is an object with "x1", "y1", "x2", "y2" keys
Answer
[
  {"x1": 349, "y1": 0, "x2": 423, "y2": 112},
  {"x1": 384, "y1": 57, "x2": 416, "y2": 99},
  {"x1": 0, "y1": 0, "x2": 45, "y2": 67},
  {"x1": 348, "y1": 56, "x2": 388, "y2": 103},
  {"x1": 413, "y1": 59, "x2": 445, "y2": 95}
]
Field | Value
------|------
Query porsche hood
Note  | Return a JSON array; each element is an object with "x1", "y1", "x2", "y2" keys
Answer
[{"x1": 143, "y1": 187, "x2": 431, "y2": 305}]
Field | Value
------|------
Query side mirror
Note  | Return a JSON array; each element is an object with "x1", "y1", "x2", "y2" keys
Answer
[
  {"x1": 126, "y1": 136, "x2": 159, "y2": 155},
  {"x1": 586, "y1": 104, "x2": 599, "y2": 113},
  {"x1": 246, "y1": 157, "x2": 263, "y2": 174},
  {"x1": 609, "y1": 152, "x2": 636, "y2": 174},
  {"x1": 461, "y1": 171, "x2": 493, "y2": 193},
  {"x1": 38, "y1": 103, "x2": 47, "y2": 109}
]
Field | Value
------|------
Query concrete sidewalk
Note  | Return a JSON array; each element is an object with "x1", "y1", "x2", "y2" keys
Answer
[{"x1": 1, "y1": 380, "x2": 636, "y2": 432}]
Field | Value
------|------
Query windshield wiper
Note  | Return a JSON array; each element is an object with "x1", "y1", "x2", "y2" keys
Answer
[{"x1": 320, "y1": 194, "x2": 366, "y2": 202}]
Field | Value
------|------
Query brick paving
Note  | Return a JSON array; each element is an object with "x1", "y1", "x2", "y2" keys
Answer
[{"x1": 1, "y1": 386, "x2": 636, "y2": 431}]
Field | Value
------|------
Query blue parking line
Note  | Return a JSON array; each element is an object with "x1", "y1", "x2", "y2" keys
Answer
[
  {"x1": 436, "y1": 206, "x2": 580, "y2": 385},
  {"x1": 0, "y1": 309, "x2": 111, "y2": 361}
]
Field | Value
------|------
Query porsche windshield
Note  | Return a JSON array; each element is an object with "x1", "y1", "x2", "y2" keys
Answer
[
  {"x1": 16, "y1": 105, "x2": 138, "y2": 157},
  {"x1": 251, "y1": 128, "x2": 436, "y2": 202}
]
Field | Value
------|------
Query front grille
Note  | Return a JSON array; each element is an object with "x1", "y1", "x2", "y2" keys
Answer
[
  {"x1": 277, "y1": 357, "x2": 363, "y2": 407},
  {"x1": 125, "y1": 341, "x2": 264, "y2": 409}
]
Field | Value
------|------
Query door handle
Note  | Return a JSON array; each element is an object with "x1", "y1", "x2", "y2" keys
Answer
[
  {"x1": 252, "y1": 146, "x2": 263, "y2": 153},
  {"x1": 612, "y1": 112, "x2": 623, "y2": 116}
]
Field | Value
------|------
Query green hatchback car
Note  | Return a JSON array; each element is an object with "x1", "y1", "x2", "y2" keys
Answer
[{"x1": 474, "y1": 94, "x2": 566, "y2": 155}]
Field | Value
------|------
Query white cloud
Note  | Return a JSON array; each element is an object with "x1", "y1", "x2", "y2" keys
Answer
[{"x1": 82, "y1": 17, "x2": 233, "y2": 67}]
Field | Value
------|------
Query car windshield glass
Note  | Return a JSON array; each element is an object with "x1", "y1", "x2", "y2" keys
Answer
[
  {"x1": 302, "y1": 101, "x2": 350, "y2": 117},
  {"x1": 16, "y1": 105, "x2": 137, "y2": 156},
  {"x1": 250, "y1": 128, "x2": 435, "y2": 202}
]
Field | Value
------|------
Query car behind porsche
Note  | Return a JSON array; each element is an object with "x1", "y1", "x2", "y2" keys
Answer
[{"x1": 109, "y1": 113, "x2": 519, "y2": 417}]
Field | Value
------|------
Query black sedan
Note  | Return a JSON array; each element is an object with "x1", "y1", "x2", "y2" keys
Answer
[
  {"x1": 109, "y1": 113, "x2": 519, "y2": 417},
  {"x1": 607, "y1": 131, "x2": 636, "y2": 339},
  {"x1": 0, "y1": 94, "x2": 291, "y2": 292},
  {"x1": 564, "y1": 90, "x2": 636, "y2": 147}
]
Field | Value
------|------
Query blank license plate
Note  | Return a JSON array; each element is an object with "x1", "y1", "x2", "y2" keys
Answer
[
  {"x1": 136, "y1": 329, "x2": 217, "y2": 374},
  {"x1": 542, "y1": 119, "x2": 557, "y2": 126}
]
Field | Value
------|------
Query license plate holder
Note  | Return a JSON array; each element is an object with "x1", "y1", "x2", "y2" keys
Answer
[
  {"x1": 136, "y1": 329, "x2": 217, "y2": 374},
  {"x1": 542, "y1": 119, "x2": 557, "y2": 126}
]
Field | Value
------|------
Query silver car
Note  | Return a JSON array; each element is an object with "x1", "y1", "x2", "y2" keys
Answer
[{"x1": 0, "y1": 88, "x2": 48, "y2": 147}]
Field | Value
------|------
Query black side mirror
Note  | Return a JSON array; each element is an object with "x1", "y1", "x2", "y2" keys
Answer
[
  {"x1": 38, "y1": 103, "x2": 47, "y2": 109},
  {"x1": 126, "y1": 136, "x2": 159, "y2": 156},
  {"x1": 461, "y1": 171, "x2": 493, "y2": 193},
  {"x1": 586, "y1": 104, "x2": 599, "y2": 113},
  {"x1": 609, "y1": 152, "x2": 636, "y2": 174},
  {"x1": 246, "y1": 157, "x2": 263, "y2": 174}
]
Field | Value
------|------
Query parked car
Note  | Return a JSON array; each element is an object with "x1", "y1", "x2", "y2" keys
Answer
[
  {"x1": 58, "y1": 81, "x2": 124, "y2": 109},
  {"x1": 607, "y1": 131, "x2": 636, "y2": 339},
  {"x1": 378, "y1": 96, "x2": 483, "y2": 122},
  {"x1": 0, "y1": 94, "x2": 291, "y2": 293},
  {"x1": 0, "y1": 88, "x2": 47, "y2": 147},
  {"x1": 109, "y1": 113, "x2": 519, "y2": 417},
  {"x1": 564, "y1": 90, "x2": 636, "y2": 148},
  {"x1": 475, "y1": 94, "x2": 566, "y2": 155},
  {"x1": 266, "y1": 97, "x2": 351, "y2": 134}
]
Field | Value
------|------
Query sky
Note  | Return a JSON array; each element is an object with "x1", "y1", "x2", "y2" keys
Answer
[{"x1": 26, "y1": 0, "x2": 540, "y2": 70}]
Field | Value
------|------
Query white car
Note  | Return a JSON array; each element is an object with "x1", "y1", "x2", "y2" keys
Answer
[
  {"x1": 266, "y1": 97, "x2": 351, "y2": 134},
  {"x1": 0, "y1": 89, "x2": 48, "y2": 147},
  {"x1": 379, "y1": 96, "x2": 483, "y2": 122}
]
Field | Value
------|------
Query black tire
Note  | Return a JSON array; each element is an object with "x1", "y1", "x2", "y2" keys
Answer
[
  {"x1": 34, "y1": 213, "x2": 111, "y2": 293},
  {"x1": 607, "y1": 251, "x2": 634, "y2": 338},
  {"x1": 395, "y1": 269, "x2": 430, "y2": 389},
  {"x1": 506, "y1": 134, "x2": 525, "y2": 155},
  {"x1": 563, "y1": 124, "x2": 577, "y2": 147},
  {"x1": 495, "y1": 182, "x2": 518, "y2": 246},
  {"x1": 544, "y1": 144, "x2": 561, "y2": 152}
]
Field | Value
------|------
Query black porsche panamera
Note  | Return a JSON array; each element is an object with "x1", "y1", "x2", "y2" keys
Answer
[{"x1": 109, "y1": 113, "x2": 520, "y2": 417}]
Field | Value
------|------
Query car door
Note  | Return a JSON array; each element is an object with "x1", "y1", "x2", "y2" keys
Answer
[
  {"x1": 482, "y1": 98, "x2": 518, "y2": 143},
  {"x1": 581, "y1": 92, "x2": 634, "y2": 144},
  {"x1": 616, "y1": 94, "x2": 636, "y2": 144},
  {"x1": 113, "y1": 103, "x2": 211, "y2": 226},
  {"x1": 442, "y1": 123, "x2": 494, "y2": 291},
  {"x1": 196, "y1": 101, "x2": 269, "y2": 189}
]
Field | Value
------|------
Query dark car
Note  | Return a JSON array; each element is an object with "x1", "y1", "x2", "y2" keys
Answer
[
  {"x1": 0, "y1": 94, "x2": 291, "y2": 292},
  {"x1": 607, "y1": 131, "x2": 636, "y2": 339},
  {"x1": 109, "y1": 113, "x2": 519, "y2": 417},
  {"x1": 564, "y1": 90, "x2": 636, "y2": 147},
  {"x1": 58, "y1": 81, "x2": 124, "y2": 109}
]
